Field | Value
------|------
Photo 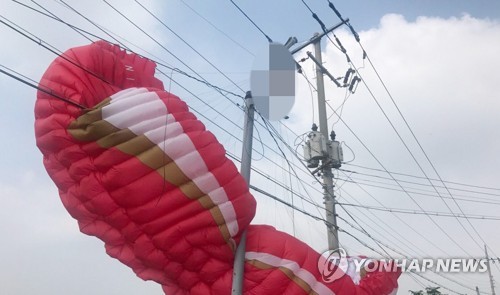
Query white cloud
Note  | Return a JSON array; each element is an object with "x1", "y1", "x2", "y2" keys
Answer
[{"x1": 290, "y1": 13, "x2": 500, "y2": 292}]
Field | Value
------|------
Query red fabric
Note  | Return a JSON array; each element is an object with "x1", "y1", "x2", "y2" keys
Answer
[{"x1": 35, "y1": 41, "x2": 400, "y2": 294}]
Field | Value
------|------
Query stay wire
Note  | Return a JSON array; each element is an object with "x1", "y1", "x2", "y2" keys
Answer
[{"x1": 300, "y1": 68, "x2": 316, "y2": 124}]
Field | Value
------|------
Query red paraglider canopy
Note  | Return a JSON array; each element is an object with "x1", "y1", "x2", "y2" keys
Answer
[{"x1": 35, "y1": 41, "x2": 400, "y2": 294}]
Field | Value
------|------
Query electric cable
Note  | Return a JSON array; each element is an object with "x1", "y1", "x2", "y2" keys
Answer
[
  {"x1": 133, "y1": 0, "x2": 245, "y2": 93},
  {"x1": 0, "y1": 64, "x2": 85, "y2": 109},
  {"x1": 323, "y1": 1, "x2": 493, "y2": 257},
  {"x1": 228, "y1": 0, "x2": 273, "y2": 43},
  {"x1": 179, "y1": 0, "x2": 254, "y2": 56}
]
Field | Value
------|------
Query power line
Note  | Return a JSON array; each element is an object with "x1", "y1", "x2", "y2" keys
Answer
[
  {"x1": 249, "y1": 184, "x2": 327, "y2": 225},
  {"x1": 228, "y1": 0, "x2": 272, "y2": 43},
  {"x1": 338, "y1": 189, "x2": 432, "y2": 258},
  {"x1": 344, "y1": 163, "x2": 500, "y2": 192},
  {"x1": 2, "y1": 61, "x2": 474, "y2": 295},
  {"x1": 7, "y1": 3, "x2": 496, "y2": 292},
  {"x1": 337, "y1": 175, "x2": 500, "y2": 206},
  {"x1": 336, "y1": 179, "x2": 450, "y2": 255},
  {"x1": 296, "y1": 1, "x2": 485, "y2": 257},
  {"x1": 337, "y1": 206, "x2": 484, "y2": 295},
  {"x1": 101, "y1": 0, "x2": 244, "y2": 104},
  {"x1": 179, "y1": 0, "x2": 254, "y2": 57},
  {"x1": 226, "y1": 151, "x2": 326, "y2": 212},
  {"x1": 57, "y1": 0, "x2": 131, "y2": 50},
  {"x1": 252, "y1": 173, "x2": 492, "y2": 294},
  {"x1": 340, "y1": 168, "x2": 500, "y2": 290},
  {"x1": 4, "y1": 4, "x2": 320, "y2": 203},
  {"x1": 324, "y1": 0, "x2": 494, "y2": 258},
  {"x1": 337, "y1": 202, "x2": 500, "y2": 221},
  {"x1": 281, "y1": 72, "x2": 480, "y2": 260},
  {"x1": 0, "y1": 65, "x2": 85, "y2": 109},
  {"x1": 340, "y1": 175, "x2": 500, "y2": 205},
  {"x1": 250, "y1": 180, "x2": 473, "y2": 294},
  {"x1": 0, "y1": 15, "x2": 112, "y2": 87},
  {"x1": 322, "y1": 99, "x2": 475, "y2": 257},
  {"x1": 59, "y1": 1, "x2": 245, "y2": 100},
  {"x1": 254, "y1": 114, "x2": 476, "y2": 286},
  {"x1": 340, "y1": 168, "x2": 500, "y2": 198},
  {"x1": 30, "y1": 0, "x2": 93, "y2": 43},
  {"x1": 133, "y1": 0, "x2": 245, "y2": 93}
]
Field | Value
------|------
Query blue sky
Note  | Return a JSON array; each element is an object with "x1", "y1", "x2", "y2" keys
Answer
[{"x1": 0, "y1": 1, "x2": 499, "y2": 294}]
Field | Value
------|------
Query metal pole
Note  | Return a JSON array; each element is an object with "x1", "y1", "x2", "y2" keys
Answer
[
  {"x1": 476, "y1": 286, "x2": 481, "y2": 295},
  {"x1": 232, "y1": 91, "x2": 254, "y2": 295},
  {"x1": 313, "y1": 37, "x2": 340, "y2": 251},
  {"x1": 486, "y1": 245, "x2": 497, "y2": 295}
]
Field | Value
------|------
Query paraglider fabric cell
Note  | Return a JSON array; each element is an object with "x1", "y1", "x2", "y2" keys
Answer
[{"x1": 34, "y1": 41, "x2": 400, "y2": 294}]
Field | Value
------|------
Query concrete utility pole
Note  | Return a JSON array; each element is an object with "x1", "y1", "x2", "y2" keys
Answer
[
  {"x1": 232, "y1": 91, "x2": 254, "y2": 295},
  {"x1": 312, "y1": 37, "x2": 339, "y2": 251},
  {"x1": 289, "y1": 21, "x2": 346, "y2": 252},
  {"x1": 486, "y1": 245, "x2": 497, "y2": 295}
]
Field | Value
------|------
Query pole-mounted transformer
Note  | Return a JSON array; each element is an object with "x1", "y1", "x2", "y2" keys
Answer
[{"x1": 303, "y1": 124, "x2": 343, "y2": 169}]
